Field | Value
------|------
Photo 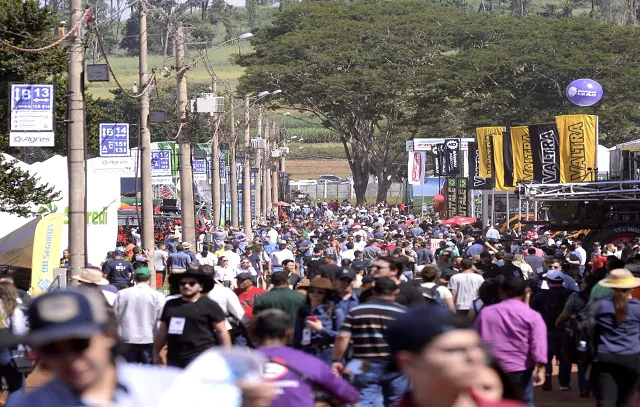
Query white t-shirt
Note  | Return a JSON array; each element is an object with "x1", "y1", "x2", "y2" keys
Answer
[
  {"x1": 197, "y1": 252, "x2": 218, "y2": 266},
  {"x1": 271, "y1": 249, "x2": 294, "y2": 269},
  {"x1": 154, "y1": 250, "x2": 168, "y2": 271},
  {"x1": 421, "y1": 282, "x2": 454, "y2": 300},
  {"x1": 207, "y1": 284, "x2": 249, "y2": 330},
  {"x1": 447, "y1": 272, "x2": 485, "y2": 311}
]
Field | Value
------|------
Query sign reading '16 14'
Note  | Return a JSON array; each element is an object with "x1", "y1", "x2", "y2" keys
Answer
[
  {"x1": 99, "y1": 123, "x2": 129, "y2": 157},
  {"x1": 10, "y1": 84, "x2": 55, "y2": 147}
]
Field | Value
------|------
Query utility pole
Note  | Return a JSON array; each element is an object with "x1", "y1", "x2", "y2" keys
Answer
[
  {"x1": 260, "y1": 117, "x2": 267, "y2": 219},
  {"x1": 176, "y1": 22, "x2": 195, "y2": 246},
  {"x1": 242, "y1": 98, "x2": 252, "y2": 237},
  {"x1": 265, "y1": 119, "x2": 272, "y2": 215},
  {"x1": 139, "y1": 0, "x2": 155, "y2": 286},
  {"x1": 229, "y1": 93, "x2": 239, "y2": 228},
  {"x1": 271, "y1": 121, "x2": 279, "y2": 203},
  {"x1": 254, "y1": 107, "x2": 262, "y2": 220},
  {"x1": 67, "y1": 0, "x2": 86, "y2": 273},
  {"x1": 211, "y1": 78, "x2": 221, "y2": 227}
]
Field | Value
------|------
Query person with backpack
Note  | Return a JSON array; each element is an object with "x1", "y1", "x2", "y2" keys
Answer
[
  {"x1": 554, "y1": 273, "x2": 603, "y2": 398},
  {"x1": 293, "y1": 278, "x2": 345, "y2": 365},
  {"x1": 590, "y1": 268, "x2": 640, "y2": 407},
  {"x1": 419, "y1": 265, "x2": 454, "y2": 311},
  {"x1": 530, "y1": 270, "x2": 573, "y2": 393}
]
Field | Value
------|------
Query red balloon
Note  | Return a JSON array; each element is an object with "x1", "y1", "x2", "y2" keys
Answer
[{"x1": 433, "y1": 194, "x2": 445, "y2": 203}]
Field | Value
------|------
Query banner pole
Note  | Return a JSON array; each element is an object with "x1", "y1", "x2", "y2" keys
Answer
[
  {"x1": 534, "y1": 200, "x2": 538, "y2": 222},
  {"x1": 518, "y1": 195, "x2": 522, "y2": 235},
  {"x1": 506, "y1": 191, "x2": 510, "y2": 230}
]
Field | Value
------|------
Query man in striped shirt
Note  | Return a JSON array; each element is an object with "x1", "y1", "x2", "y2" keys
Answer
[{"x1": 332, "y1": 277, "x2": 409, "y2": 407}]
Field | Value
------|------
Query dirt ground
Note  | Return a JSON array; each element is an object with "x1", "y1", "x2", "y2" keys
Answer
[
  {"x1": 286, "y1": 159, "x2": 351, "y2": 181},
  {"x1": 0, "y1": 363, "x2": 595, "y2": 406}
]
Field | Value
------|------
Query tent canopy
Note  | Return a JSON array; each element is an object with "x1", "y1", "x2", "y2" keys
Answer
[{"x1": 0, "y1": 218, "x2": 39, "y2": 268}]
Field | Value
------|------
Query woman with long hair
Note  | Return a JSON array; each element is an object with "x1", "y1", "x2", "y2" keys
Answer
[
  {"x1": 591, "y1": 269, "x2": 640, "y2": 407},
  {"x1": 0, "y1": 281, "x2": 28, "y2": 399},
  {"x1": 293, "y1": 278, "x2": 345, "y2": 365},
  {"x1": 512, "y1": 255, "x2": 533, "y2": 280}
]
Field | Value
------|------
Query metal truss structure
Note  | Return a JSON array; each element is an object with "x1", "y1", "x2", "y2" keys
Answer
[{"x1": 517, "y1": 180, "x2": 640, "y2": 201}]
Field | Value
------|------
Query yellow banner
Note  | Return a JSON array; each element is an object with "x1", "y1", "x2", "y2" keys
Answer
[
  {"x1": 556, "y1": 115, "x2": 597, "y2": 183},
  {"x1": 492, "y1": 133, "x2": 515, "y2": 191},
  {"x1": 476, "y1": 127, "x2": 503, "y2": 179},
  {"x1": 511, "y1": 126, "x2": 533, "y2": 183},
  {"x1": 30, "y1": 213, "x2": 66, "y2": 296}
]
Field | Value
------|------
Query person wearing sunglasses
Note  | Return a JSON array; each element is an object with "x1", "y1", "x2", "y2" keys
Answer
[
  {"x1": 4, "y1": 289, "x2": 275, "y2": 407},
  {"x1": 153, "y1": 268, "x2": 231, "y2": 368},
  {"x1": 293, "y1": 278, "x2": 345, "y2": 365}
]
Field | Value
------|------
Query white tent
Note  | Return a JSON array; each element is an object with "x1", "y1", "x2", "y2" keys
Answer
[
  {"x1": 0, "y1": 155, "x2": 120, "y2": 267},
  {"x1": 0, "y1": 218, "x2": 39, "y2": 268}
]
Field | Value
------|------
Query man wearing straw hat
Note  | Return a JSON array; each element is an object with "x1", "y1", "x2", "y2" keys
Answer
[{"x1": 71, "y1": 268, "x2": 117, "y2": 306}]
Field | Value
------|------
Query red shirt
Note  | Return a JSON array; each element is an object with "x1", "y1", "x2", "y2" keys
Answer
[
  {"x1": 396, "y1": 392, "x2": 524, "y2": 407},
  {"x1": 235, "y1": 287, "x2": 265, "y2": 318}
]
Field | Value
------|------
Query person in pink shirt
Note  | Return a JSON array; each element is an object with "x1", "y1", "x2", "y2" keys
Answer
[{"x1": 475, "y1": 278, "x2": 547, "y2": 407}]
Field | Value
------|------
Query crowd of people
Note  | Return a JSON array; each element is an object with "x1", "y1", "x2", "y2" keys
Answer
[{"x1": 2, "y1": 201, "x2": 640, "y2": 407}]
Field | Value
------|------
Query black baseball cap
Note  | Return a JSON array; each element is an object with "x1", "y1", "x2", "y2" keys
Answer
[{"x1": 337, "y1": 269, "x2": 356, "y2": 281}]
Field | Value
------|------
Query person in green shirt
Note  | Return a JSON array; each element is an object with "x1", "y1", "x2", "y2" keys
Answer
[
  {"x1": 253, "y1": 271, "x2": 306, "y2": 332},
  {"x1": 590, "y1": 257, "x2": 626, "y2": 300}
]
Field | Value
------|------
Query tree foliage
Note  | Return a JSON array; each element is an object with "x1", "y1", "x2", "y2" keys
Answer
[
  {"x1": 0, "y1": 155, "x2": 60, "y2": 217},
  {"x1": 239, "y1": 1, "x2": 640, "y2": 203}
]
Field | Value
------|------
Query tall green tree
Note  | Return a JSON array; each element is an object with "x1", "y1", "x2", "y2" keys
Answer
[{"x1": 0, "y1": 155, "x2": 60, "y2": 217}]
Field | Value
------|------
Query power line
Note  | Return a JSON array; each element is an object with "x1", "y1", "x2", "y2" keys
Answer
[
  {"x1": 92, "y1": 19, "x2": 156, "y2": 99},
  {"x1": 0, "y1": 8, "x2": 90, "y2": 53}
]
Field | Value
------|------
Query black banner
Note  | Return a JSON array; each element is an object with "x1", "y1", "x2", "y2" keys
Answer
[
  {"x1": 468, "y1": 141, "x2": 494, "y2": 190},
  {"x1": 443, "y1": 138, "x2": 461, "y2": 175},
  {"x1": 502, "y1": 130, "x2": 514, "y2": 188},
  {"x1": 433, "y1": 144, "x2": 442, "y2": 176},
  {"x1": 457, "y1": 178, "x2": 469, "y2": 216},
  {"x1": 529, "y1": 123, "x2": 561, "y2": 184},
  {"x1": 446, "y1": 178, "x2": 457, "y2": 218}
]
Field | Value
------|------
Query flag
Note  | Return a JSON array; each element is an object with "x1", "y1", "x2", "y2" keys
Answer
[
  {"x1": 407, "y1": 151, "x2": 425, "y2": 186},
  {"x1": 529, "y1": 123, "x2": 561, "y2": 184},
  {"x1": 556, "y1": 114, "x2": 598, "y2": 183},
  {"x1": 476, "y1": 127, "x2": 503, "y2": 179},
  {"x1": 457, "y1": 178, "x2": 469, "y2": 216},
  {"x1": 432, "y1": 143, "x2": 444, "y2": 176},
  {"x1": 492, "y1": 132, "x2": 515, "y2": 191},
  {"x1": 468, "y1": 141, "x2": 493, "y2": 190},
  {"x1": 446, "y1": 178, "x2": 457, "y2": 218},
  {"x1": 443, "y1": 139, "x2": 461, "y2": 175},
  {"x1": 511, "y1": 126, "x2": 533, "y2": 183},
  {"x1": 30, "y1": 213, "x2": 66, "y2": 296}
]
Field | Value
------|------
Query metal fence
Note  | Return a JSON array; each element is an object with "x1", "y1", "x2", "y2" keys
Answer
[{"x1": 289, "y1": 181, "x2": 404, "y2": 200}]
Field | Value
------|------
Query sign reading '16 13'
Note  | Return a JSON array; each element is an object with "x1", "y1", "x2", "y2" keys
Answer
[
  {"x1": 99, "y1": 123, "x2": 129, "y2": 157},
  {"x1": 10, "y1": 84, "x2": 55, "y2": 147}
]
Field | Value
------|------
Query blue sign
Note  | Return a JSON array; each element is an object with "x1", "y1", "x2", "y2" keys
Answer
[
  {"x1": 10, "y1": 84, "x2": 55, "y2": 147},
  {"x1": 192, "y1": 159, "x2": 207, "y2": 174},
  {"x1": 99, "y1": 123, "x2": 129, "y2": 157},
  {"x1": 151, "y1": 150, "x2": 172, "y2": 175}
]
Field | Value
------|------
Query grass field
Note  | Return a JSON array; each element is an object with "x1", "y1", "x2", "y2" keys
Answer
[{"x1": 286, "y1": 159, "x2": 351, "y2": 181}]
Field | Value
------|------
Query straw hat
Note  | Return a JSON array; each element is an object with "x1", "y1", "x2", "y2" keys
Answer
[
  {"x1": 71, "y1": 268, "x2": 109, "y2": 286},
  {"x1": 299, "y1": 277, "x2": 335, "y2": 292},
  {"x1": 598, "y1": 268, "x2": 640, "y2": 289}
]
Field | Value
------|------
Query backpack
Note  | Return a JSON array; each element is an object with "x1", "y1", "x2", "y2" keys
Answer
[
  {"x1": 563, "y1": 300, "x2": 600, "y2": 363},
  {"x1": 420, "y1": 284, "x2": 443, "y2": 306}
]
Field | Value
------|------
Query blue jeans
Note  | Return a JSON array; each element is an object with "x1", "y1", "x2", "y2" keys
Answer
[
  {"x1": 123, "y1": 343, "x2": 153, "y2": 364},
  {"x1": 510, "y1": 368, "x2": 534, "y2": 407},
  {"x1": 546, "y1": 331, "x2": 571, "y2": 387},
  {"x1": 302, "y1": 347, "x2": 334, "y2": 366},
  {"x1": 351, "y1": 360, "x2": 409, "y2": 407}
]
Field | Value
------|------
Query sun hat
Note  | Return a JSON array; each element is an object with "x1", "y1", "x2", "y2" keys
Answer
[
  {"x1": 299, "y1": 277, "x2": 335, "y2": 292},
  {"x1": 598, "y1": 268, "x2": 640, "y2": 289},
  {"x1": 182, "y1": 242, "x2": 192, "y2": 250},
  {"x1": 71, "y1": 268, "x2": 109, "y2": 286}
]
